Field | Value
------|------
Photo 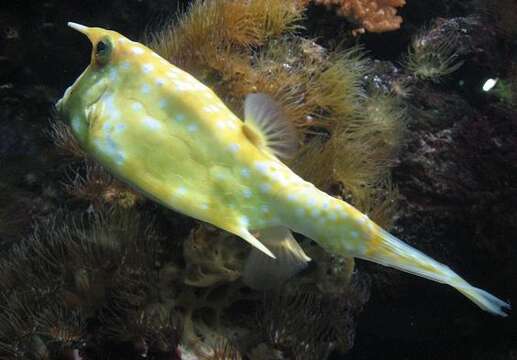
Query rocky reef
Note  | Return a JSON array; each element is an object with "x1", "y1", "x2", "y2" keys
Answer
[{"x1": 0, "y1": 0, "x2": 516, "y2": 359}]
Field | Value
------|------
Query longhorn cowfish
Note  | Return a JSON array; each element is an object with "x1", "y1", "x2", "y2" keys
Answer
[{"x1": 56, "y1": 22, "x2": 510, "y2": 316}]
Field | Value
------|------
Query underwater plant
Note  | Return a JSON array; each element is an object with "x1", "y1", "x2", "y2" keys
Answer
[{"x1": 404, "y1": 24, "x2": 464, "y2": 82}]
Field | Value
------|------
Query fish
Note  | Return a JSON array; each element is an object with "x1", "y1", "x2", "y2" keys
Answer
[{"x1": 56, "y1": 22, "x2": 510, "y2": 317}]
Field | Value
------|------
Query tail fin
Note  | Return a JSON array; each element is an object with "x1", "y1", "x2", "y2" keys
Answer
[{"x1": 360, "y1": 227, "x2": 511, "y2": 317}]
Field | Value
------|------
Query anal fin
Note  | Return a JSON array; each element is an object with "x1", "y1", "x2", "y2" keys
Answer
[{"x1": 243, "y1": 226, "x2": 311, "y2": 290}]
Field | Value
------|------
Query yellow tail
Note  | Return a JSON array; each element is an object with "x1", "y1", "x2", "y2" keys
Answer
[{"x1": 360, "y1": 227, "x2": 510, "y2": 316}]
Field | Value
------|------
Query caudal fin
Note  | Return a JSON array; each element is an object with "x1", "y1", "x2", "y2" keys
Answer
[{"x1": 359, "y1": 227, "x2": 511, "y2": 317}]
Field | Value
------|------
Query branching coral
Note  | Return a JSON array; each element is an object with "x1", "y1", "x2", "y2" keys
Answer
[{"x1": 314, "y1": 0, "x2": 406, "y2": 34}]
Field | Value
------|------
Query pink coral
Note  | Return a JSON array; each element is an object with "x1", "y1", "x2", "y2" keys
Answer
[{"x1": 315, "y1": 0, "x2": 406, "y2": 34}]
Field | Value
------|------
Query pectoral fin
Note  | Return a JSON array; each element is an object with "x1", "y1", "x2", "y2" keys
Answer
[
  {"x1": 242, "y1": 226, "x2": 311, "y2": 290},
  {"x1": 243, "y1": 93, "x2": 298, "y2": 160}
]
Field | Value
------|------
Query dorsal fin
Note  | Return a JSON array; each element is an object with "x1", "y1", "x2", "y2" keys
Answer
[{"x1": 243, "y1": 93, "x2": 298, "y2": 160}]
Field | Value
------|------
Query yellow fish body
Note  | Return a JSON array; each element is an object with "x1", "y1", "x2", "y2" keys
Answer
[{"x1": 57, "y1": 23, "x2": 510, "y2": 316}]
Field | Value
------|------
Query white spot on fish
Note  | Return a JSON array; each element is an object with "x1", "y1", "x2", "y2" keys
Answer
[
  {"x1": 108, "y1": 68, "x2": 118, "y2": 81},
  {"x1": 226, "y1": 121, "x2": 237, "y2": 130},
  {"x1": 240, "y1": 168, "x2": 250, "y2": 177},
  {"x1": 156, "y1": 78, "x2": 166, "y2": 87},
  {"x1": 175, "y1": 82, "x2": 191, "y2": 91},
  {"x1": 216, "y1": 121, "x2": 226, "y2": 129},
  {"x1": 187, "y1": 124, "x2": 198, "y2": 132},
  {"x1": 131, "y1": 46, "x2": 144, "y2": 55},
  {"x1": 142, "y1": 63, "x2": 154, "y2": 73},
  {"x1": 143, "y1": 116, "x2": 162, "y2": 130},
  {"x1": 287, "y1": 193, "x2": 297, "y2": 201},
  {"x1": 307, "y1": 197, "x2": 317, "y2": 206},
  {"x1": 322, "y1": 200, "x2": 330, "y2": 209},
  {"x1": 239, "y1": 216, "x2": 249, "y2": 227},
  {"x1": 175, "y1": 114, "x2": 185, "y2": 122},
  {"x1": 351, "y1": 231, "x2": 359, "y2": 239},
  {"x1": 159, "y1": 99, "x2": 167, "y2": 109},
  {"x1": 311, "y1": 208, "x2": 320, "y2": 217},
  {"x1": 115, "y1": 124, "x2": 126, "y2": 132},
  {"x1": 120, "y1": 61, "x2": 131, "y2": 70},
  {"x1": 229, "y1": 143, "x2": 240, "y2": 153},
  {"x1": 104, "y1": 94, "x2": 120, "y2": 120},
  {"x1": 203, "y1": 105, "x2": 219, "y2": 113},
  {"x1": 200, "y1": 203, "x2": 209, "y2": 210},
  {"x1": 254, "y1": 161, "x2": 270, "y2": 174},
  {"x1": 166, "y1": 71, "x2": 178, "y2": 78},
  {"x1": 131, "y1": 102, "x2": 143, "y2": 111},
  {"x1": 102, "y1": 122, "x2": 113, "y2": 132},
  {"x1": 243, "y1": 189, "x2": 252, "y2": 198},
  {"x1": 261, "y1": 205, "x2": 269, "y2": 213},
  {"x1": 259, "y1": 183, "x2": 271, "y2": 193},
  {"x1": 141, "y1": 84, "x2": 151, "y2": 94},
  {"x1": 71, "y1": 116, "x2": 82, "y2": 133},
  {"x1": 328, "y1": 212, "x2": 337, "y2": 221},
  {"x1": 175, "y1": 187, "x2": 187, "y2": 196}
]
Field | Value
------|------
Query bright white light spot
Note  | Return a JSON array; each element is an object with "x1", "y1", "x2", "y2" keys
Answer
[
  {"x1": 482, "y1": 78, "x2": 497, "y2": 92},
  {"x1": 216, "y1": 121, "x2": 226, "y2": 129}
]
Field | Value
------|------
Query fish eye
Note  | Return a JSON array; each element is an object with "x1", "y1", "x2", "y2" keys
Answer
[
  {"x1": 94, "y1": 37, "x2": 112, "y2": 65},
  {"x1": 96, "y1": 41, "x2": 107, "y2": 54}
]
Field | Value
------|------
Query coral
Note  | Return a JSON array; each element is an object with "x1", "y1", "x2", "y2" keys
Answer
[
  {"x1": 48, "y1": 118, "x2": 85, "y2": 160},
  {"x1": 404, "y1": 21, "x2": 464, "y2": 82},
  {"x1": 62, "y1": 160, "x2": 141, "y2": 208},
  {"x1": 183, "y1": 225, "x2": 248, "y2": 287},
  {"x1": 253, "y1": 276, "x2": 370, "y2": 359},
  {"x1": 314, "y1": 0, "x2": 406, "y2": 34}
]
